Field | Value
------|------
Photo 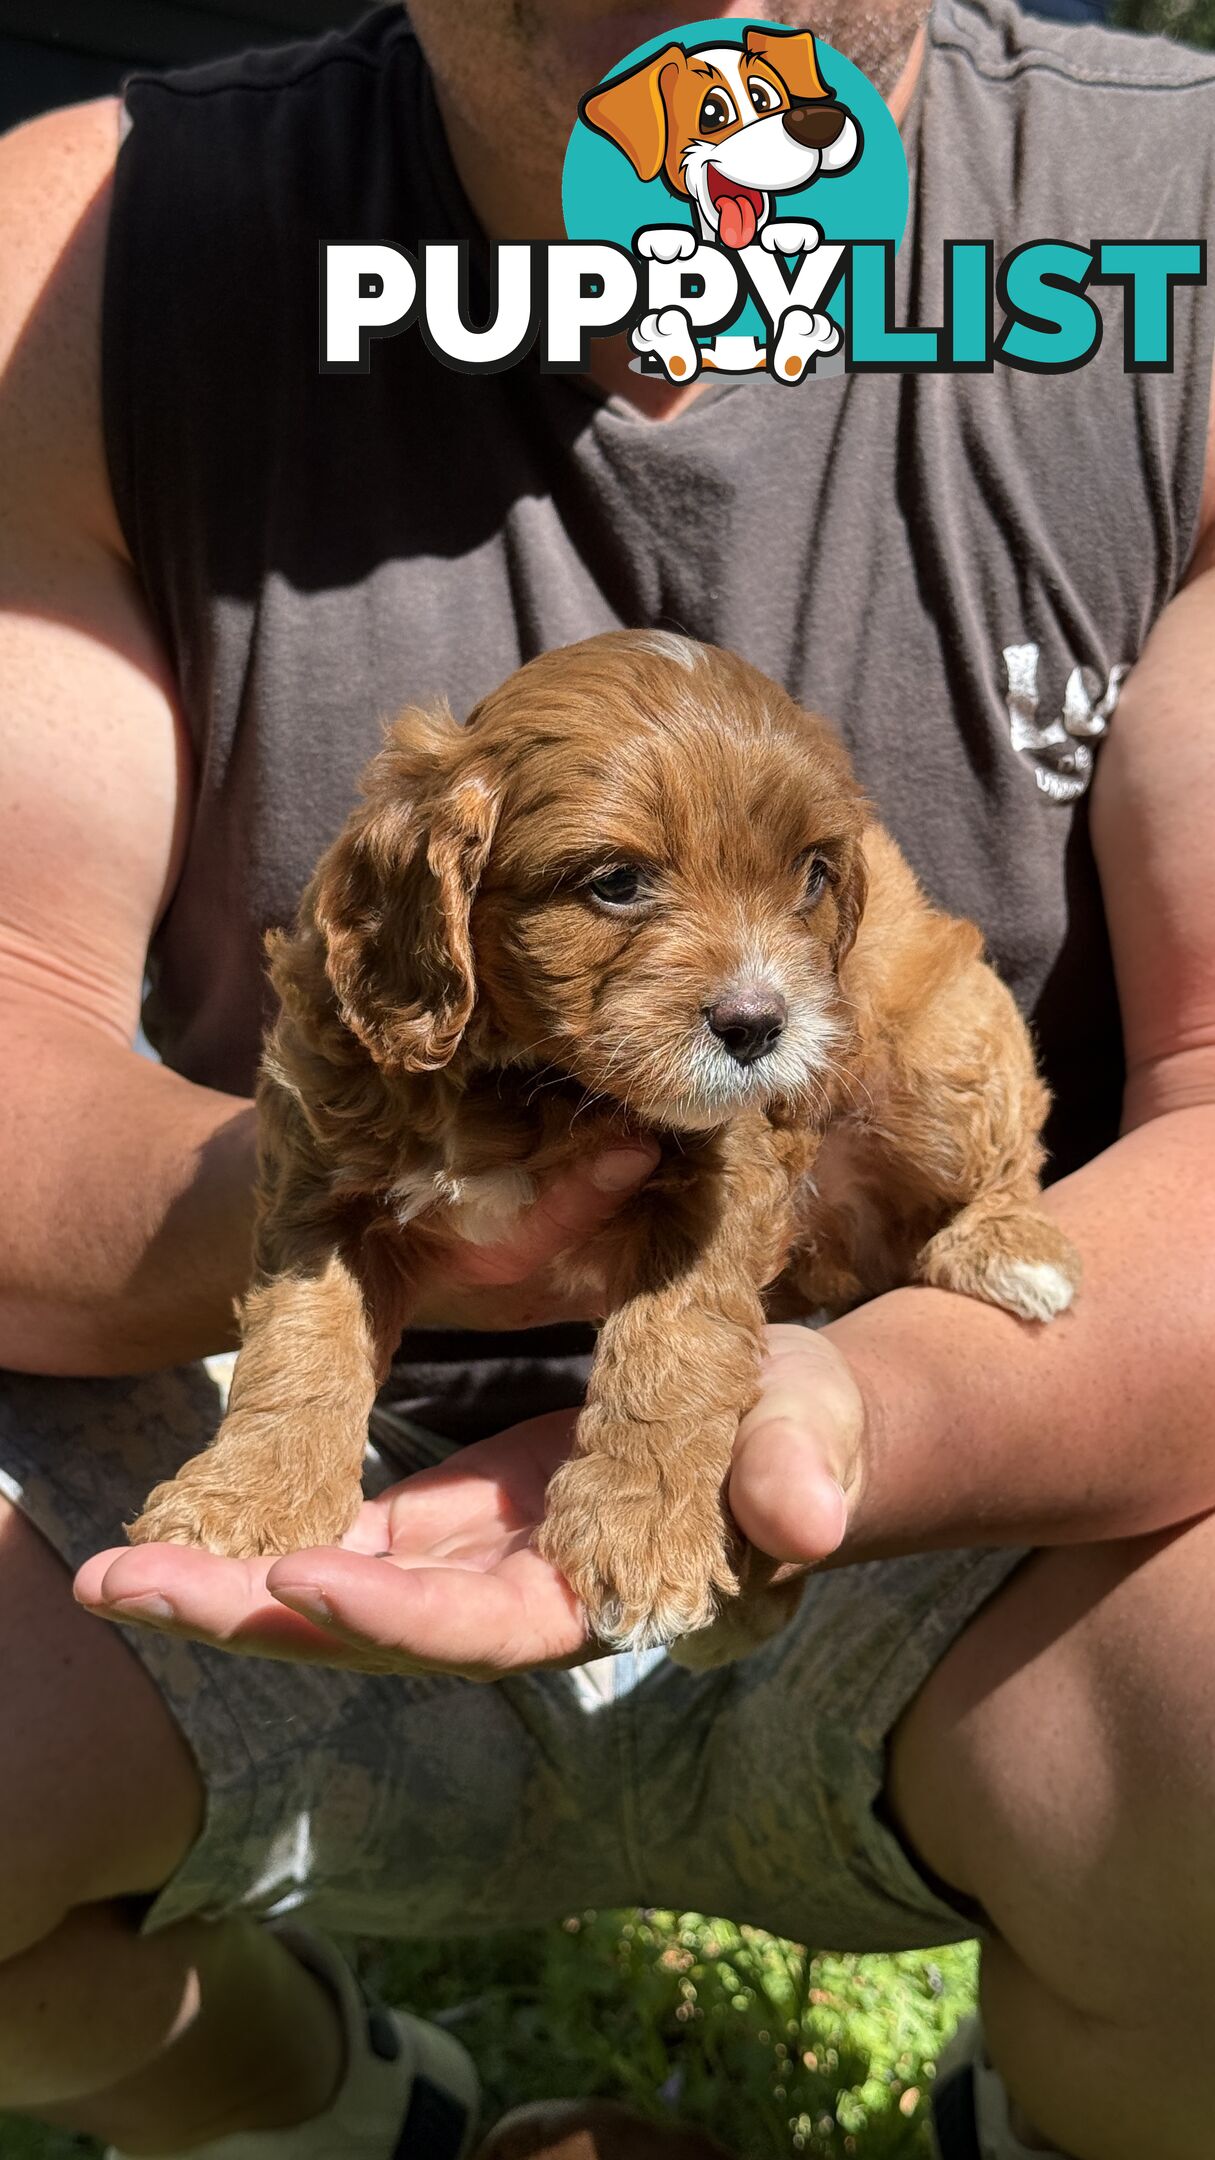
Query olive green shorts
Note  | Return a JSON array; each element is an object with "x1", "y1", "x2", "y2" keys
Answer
[{"x1": 0, "y1": 1362, "x2": 1020, "y2": 1950}]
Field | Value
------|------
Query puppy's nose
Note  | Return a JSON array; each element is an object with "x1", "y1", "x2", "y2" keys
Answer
[
  {"x1": 783, "y1": 101, "x2": 848, "y2": 150},
  {"x1": 706, "y1": 989, "x2": 788, "y2": 1066}
]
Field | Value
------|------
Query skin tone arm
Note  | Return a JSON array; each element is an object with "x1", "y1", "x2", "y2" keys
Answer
[
  {"x1": 0, "y1": 100, "x2": 254, "y2": 1377},
  {"x1": 1, "y1": 7, "x2": 923, "y2": 1378},
  {"x1": 76, "y1": 369, "x2": 1215, "y2": 1670},
  {"x1": 0, "y1": 102, "x2": 655, "y2": 1381},
  {"x1": 744, "y1": 510, "x2": 1215, "y2": 1567}
]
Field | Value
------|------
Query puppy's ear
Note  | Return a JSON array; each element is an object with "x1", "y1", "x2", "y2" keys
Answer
[
  {"x1": 832, "y1": 834, "x2": 869, "y2": 970},
  {"x1": 310, "y1": 706, "x2": 499, "y2": 1073},
  {"x1": 743, "y1": 26, "x2": 831, "y2": 103},
  {"x1": 580, "y1": 45, "x2": 686, "y2": 182}
]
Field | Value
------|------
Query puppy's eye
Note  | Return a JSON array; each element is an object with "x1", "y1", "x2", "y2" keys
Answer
[
  {"x1": 588, "y1": 865, "x2": 646, "y2": 909},
  {"x1": 798, "y1": 853, "x2": 832, "y2": 908},
  {"x1": 747, "y1": 77, "x2": 781, "y2": 114},
  {"x1": 699, "y1": 89, "x2": 737, "y2": 133}
]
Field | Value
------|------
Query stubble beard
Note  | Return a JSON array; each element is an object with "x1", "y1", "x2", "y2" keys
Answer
[
  {"x1": 716, "y1": 3, "x2": 931, "y2": 94},
  {"x1": 410, "y1": 1, "x2": 930, "y2": 199}
]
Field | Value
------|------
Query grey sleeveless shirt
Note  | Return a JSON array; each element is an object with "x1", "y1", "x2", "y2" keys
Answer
[{"x1": 104, "y1": 0, "x2": 1215, "y2": 1439}]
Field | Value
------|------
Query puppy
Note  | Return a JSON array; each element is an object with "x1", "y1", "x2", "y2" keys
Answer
[
  {"x1": 130, "y1": 632, "x2": 1079, "y2": 1662},
  {"x1": 582, "y1": 26, "x2": 861, "y2": 251}
]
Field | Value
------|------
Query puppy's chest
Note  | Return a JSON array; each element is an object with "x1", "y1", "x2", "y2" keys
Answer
[
  {"x1": 384, "y1": 1151, "x2": 614, "y2": 1311},
  {"x1": 388, "y1": 1157, "x2": 539, "y2": 1248},
  {"x1": 383, "y1": 1071, "x2": 629, "y2": 1249}
]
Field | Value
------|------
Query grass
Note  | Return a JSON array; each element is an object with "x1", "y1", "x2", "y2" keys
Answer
[{"x1": 0, "y1": 1914, "x2": 976, "y2": 2157}]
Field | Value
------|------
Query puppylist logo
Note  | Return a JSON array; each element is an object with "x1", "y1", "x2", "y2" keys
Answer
[
  {"x1": 320, "y1": 16, "x2": 1205, "y2": 383},
  {"x1": 567, "y1": 19, "x2": 874, "y2": 383}
]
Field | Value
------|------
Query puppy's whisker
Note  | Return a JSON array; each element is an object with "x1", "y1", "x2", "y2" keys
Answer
[
  {"x1": 521, "y1": 1068, "x2": 574, "y2": 1107},
  {"x1": 816, "y1": 1053, "x2": 873, "y2": 1118},
  {"x1": 510, "y1": 1032, "x2": 569, "y2": 1062},
  {"x1": 567, "y1": 1083, "x2": 613, "y2": 1133}
]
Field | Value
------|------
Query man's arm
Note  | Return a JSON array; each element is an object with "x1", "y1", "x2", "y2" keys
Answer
[
  {"x1": 0, "y1": 103, "x2": 655, "y2": 1380},
  {"x1": 0, "y1": 100, "x2": 264, "y2": 1375},
  {"x1": 733, "y1": 543, "x2": 1215, "y2": 1565}
]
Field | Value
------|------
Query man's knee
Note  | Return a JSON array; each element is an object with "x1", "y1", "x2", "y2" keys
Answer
[
  {"x1": 0, "y1": 1493, "x2": 203, "y2": 1964},
  {"x1": 889, "y1": 1519, "x2": 1215, "y2": 2010}
]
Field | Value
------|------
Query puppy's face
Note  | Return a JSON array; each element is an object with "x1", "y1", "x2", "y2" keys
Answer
[{"x1": 315, "y1": 634, "x2": 867, "y2": 1133}]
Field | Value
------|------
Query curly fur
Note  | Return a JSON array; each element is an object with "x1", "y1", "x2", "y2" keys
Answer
[{"x1": 129, "y1": 633, "x2": 1079, "y2": 1659}]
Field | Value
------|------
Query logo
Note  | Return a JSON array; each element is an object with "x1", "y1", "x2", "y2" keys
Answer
[
  {"x1": 562, "y1": 19, "x2": 902, "y2": 383},
  {"x1": 319, "y1": 17, "x2": 1205, "y2": 381},
  {"x1": 1003, "y1": 645, "x2": 1129, "y2": 803}
]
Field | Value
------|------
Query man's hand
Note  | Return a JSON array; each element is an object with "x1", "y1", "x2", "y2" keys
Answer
[
  {"x1": 411, "y1": 1141, "x2": 660, "y2": 1328},
  {"x1": 75, "y1": 1411, "x2": 592, "y2": 1680},
  {"x1": 729, "y1": 1323, "x2": 866, "y2": 1565},
  {"x1": 73, "y1": 1324, "x2": 867, "y2": 1678}
]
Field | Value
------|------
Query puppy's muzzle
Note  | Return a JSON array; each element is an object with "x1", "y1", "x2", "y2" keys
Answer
[
  {"x1": 706, "y1": 990, "x2": 788, "y2": 1067},
  {"x1": 783, "y1": 101, "x2": 849, "y2": 150}
]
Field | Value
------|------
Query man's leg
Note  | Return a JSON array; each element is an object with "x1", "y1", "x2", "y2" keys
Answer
[
  {"x1": 0, "y1": 1493, "x2": 346, "y2": 2153},
  {"x1": 887, "y1": 1515, "x2": 1215, "y2": 2160}
]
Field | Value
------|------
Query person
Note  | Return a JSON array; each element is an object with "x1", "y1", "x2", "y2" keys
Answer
[{"x1": 0, "y1": 3, "x2": 1213, "y2": 2157}]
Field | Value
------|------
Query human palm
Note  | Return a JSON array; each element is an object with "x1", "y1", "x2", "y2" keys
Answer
[
  {"x1": 75, "y1": 1326, "x2": 863, "y2": 1676},
  {"x1": 75, "y1": 1411, "x2": 591, "y2": 1679}
]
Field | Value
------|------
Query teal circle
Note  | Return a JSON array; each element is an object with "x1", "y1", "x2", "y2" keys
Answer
[{"x1": 561, "y1": 17, "x2": 908, "y2": 348}]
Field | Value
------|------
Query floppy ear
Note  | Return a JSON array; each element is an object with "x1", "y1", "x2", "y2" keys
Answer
[
  {"x1": 580, "y1": 44, "x2": 686, "y2": 182},
  {"x1": 309, "y1": 708, "x2": 499, "y2": 1074},
  {"x1": 832, "y1": 833, "x2": 869, "y2": 970},
  {"x1": 743, "y1": 25, "x2": 832, "y2": 103}
]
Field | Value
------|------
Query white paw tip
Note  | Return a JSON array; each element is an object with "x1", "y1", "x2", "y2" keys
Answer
[
  {"x1": 592, "y1": 1595, "x2": 717, "y2": 1654},
  {"x1": 987, "y1": 1258, "x2": 1076, "y2": 1322}
]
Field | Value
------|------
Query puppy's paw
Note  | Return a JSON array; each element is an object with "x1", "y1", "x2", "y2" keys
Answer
[
  {"x1": 670, "y1": 1578, "x2": 806, "y2": 1671},
  {"x1": 537, "y1": 1448, "x2": 737, "y2": 1652},
  {"x1": 126, "y1": 1424, "x2": 361, "y2": 1557},
  {"x1": 918, "y1": 1206, "x2": 1081, "y2": 1323}
]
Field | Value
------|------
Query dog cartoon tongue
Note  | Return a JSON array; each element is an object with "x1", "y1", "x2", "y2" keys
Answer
[
  {"x1": 710, "y1": 177, "x2": 762, "y2": 250},
  {"x1": 718, "y1": 192, "x2": 757, "y2": 249}
]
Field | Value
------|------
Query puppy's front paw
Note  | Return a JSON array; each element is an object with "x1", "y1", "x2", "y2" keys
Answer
[
  {"x1": 918, "y1": 1206, "x2": 1081, "y2": 1323},
  {"x1": 537, "y1": 1445, "x2": 738, "y2": 1652},
  {"x1": 126, "y1": 1420, "x2": 362, "y2": 1557}
]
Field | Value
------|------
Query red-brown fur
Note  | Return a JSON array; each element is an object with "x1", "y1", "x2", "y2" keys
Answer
[{"x1": 129, "y1": 633, "x2": 1079, "y2": 1660}]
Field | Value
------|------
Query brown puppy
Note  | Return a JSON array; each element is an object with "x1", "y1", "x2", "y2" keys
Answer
[{"x1": 130, "y1": 633, "x2": 1079, "y2": 1659}]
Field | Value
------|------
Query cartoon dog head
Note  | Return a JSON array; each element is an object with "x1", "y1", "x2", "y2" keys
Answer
[{"x1": 581, "y1": 26, "x2": 862, "y2": 250}]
